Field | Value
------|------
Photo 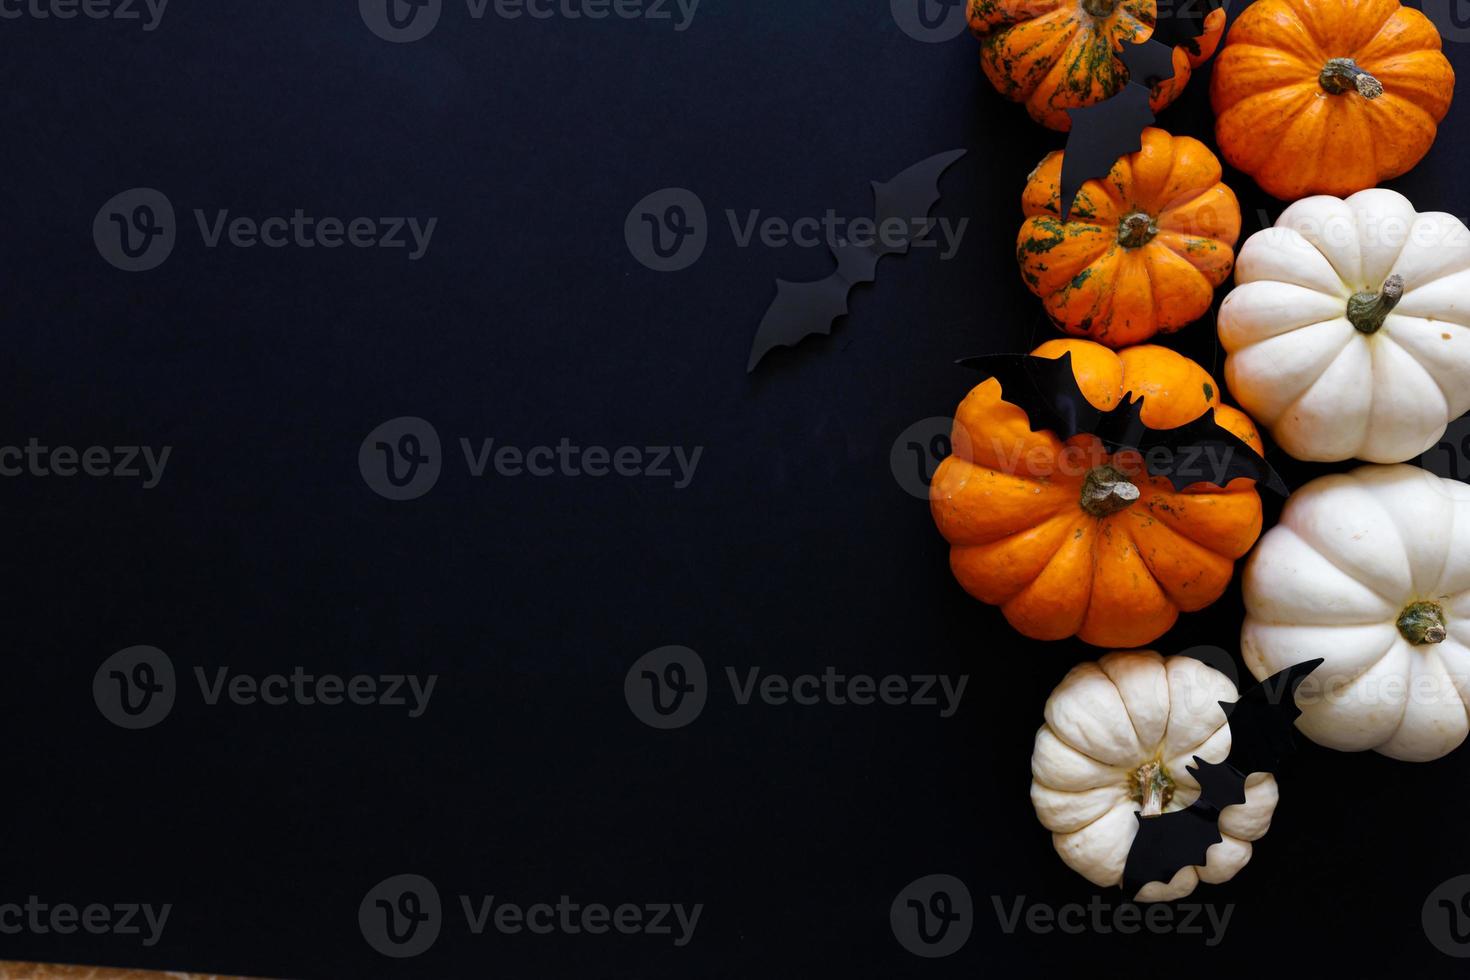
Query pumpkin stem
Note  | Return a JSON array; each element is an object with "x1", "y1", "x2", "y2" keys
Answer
[
  {"x1": 1320, "y1": 58, "x2": 1384, "y2": 99},
  {"x1": 1398, "y1": 601, "x2": 1448, "y2": 646},
  {"x1": 1347, "y1": 274, "x2": 1405, "y2": 335},
  {"x1": 1080, "y1": 464, "x2": 1140, "y2": 518},
  {"x1": 1134, "y1": 761, "x2": 1171, "y2": 817},
  {"x1": 1117, "y1": 212, "x2": 1158, "y2": 249},
  {"x1": 1081, "y1": 0, "x2": 1121, "y2": 17}
]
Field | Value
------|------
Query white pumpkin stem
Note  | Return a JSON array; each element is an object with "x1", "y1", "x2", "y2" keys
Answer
[
  {"x1": 1398, "y1": 601, "x2": 1448, "y2": 646},
  {"x1": 1347, "y1": 274, "x2": 1405, "y2": 335},
  {"x1": 1320, "y1": 58, "x2": 1384, "y2": 99},
  {"x1": 1080, "y1": 464, "x2": 1140, "y2": 518},
  {"x1": 1135, "y1": 762, "x2": 1168, "y2": 817}
]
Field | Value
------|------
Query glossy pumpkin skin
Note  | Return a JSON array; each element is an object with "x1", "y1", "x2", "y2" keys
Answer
[
  {"x1": 969, "y1": 0, "x2": 1226, "y2": 132},
  {"x1": 1018, "y1": 127, "x2": 1241, "y2": 348},
  {"x1": 1212, "y1": 0, "x2": 1455, "y2": 201},
  {"x1": 930, "y1": 339, "x2": 1265, "y2": 648}
]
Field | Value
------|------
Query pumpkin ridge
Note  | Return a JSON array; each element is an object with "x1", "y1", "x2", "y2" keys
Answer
[
  {"x1": 1369, "y1": 331, "x2": 1454, "y2": 429},
  {"x1": 1121, "y1": 508, "x2": 1236, "y2": 610},
  {"x1": 1275, "y1": 338, "x2": 1372, "y2": 452},
  {"x1": 1136, "y1": 483, "x2": 1258, "y2": 557},
  {"x1": 1284, "y1": 491, "x2": 1411, "y2": 606},
  {"x1": 988, "y1": 9, "x2": 1083, "y2": 102},
  {"x1": 1357, "y1": 1, "x2": 1410, "y2": 55}
]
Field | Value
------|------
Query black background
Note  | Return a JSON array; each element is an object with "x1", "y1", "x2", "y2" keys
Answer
[{"x1": 5, "y1": 0, "x2": 1470, "y2": 976}]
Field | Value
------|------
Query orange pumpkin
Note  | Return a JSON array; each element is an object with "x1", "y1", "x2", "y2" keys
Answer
[
  {"x1": 1212, "y1": 0, "x2": 1455, "y2": 200},
  {"x1": 968, "y1": 0, "x2": 1226, "y2": 131},
  {"x1": 1017, "y1": 127, "x2": 1240, "y2": 348},
  {"x1": 930, "y1": 339, "x2": 1264, "y2": 648}
]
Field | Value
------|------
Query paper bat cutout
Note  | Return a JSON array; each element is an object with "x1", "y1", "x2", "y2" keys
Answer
[
  {"x1": 1059, "y1": 0, "x2": 1227, "y2": 221},
  {"x1": 957, "y1": 351, "x2": 1288, "y2": 493},
  {"x1": 746, "y1": 149, "x2": 967, "y2": 373},
  {"x1": 1121, "y1": 658, "x2": 1323, "y2": 897}
]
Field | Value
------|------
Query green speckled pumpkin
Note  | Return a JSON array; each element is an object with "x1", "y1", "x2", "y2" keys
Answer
[
  {"x1": 968, "y1": 0, "x2": 1225, "y2": 131},
  {"x1": 1017, "y1": 127, "x2": 1241, "y2": 348}
]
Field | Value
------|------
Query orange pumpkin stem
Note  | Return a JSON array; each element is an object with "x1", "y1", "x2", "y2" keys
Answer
[
  {"x1": 1346, "y1": 274, "x2": 1404, "y2": 335},
  {"x1": 1080, "y1": 464, "x2": 1140, "y2": 517},
  {"x1": 1319, "y1": 58, "x2": 1384, "y2": 99},
  {"x1": 1398, "y1": 601, "x2": 1447, "y2": 645},
  {"x1": 1116, "y1": 212, "x2": 1158, "y2": 249},
  {"x1": 1081, "y1": 0, "x2": 1121, "y2": 17}
]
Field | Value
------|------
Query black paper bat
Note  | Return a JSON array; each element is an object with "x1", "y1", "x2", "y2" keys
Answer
[
  {"x1": 746, "y1": 149, "x2": 967, "y2": 373},
  {"x1": 957, "y1": 351, "x2": 1288, "y2": 493},
  {"x1": 1059, "y1": 0, "x2": 1227, "y2": 221},
  {"x1": 1121, "y1": 658, "x2": 1322, "y2": 897}
]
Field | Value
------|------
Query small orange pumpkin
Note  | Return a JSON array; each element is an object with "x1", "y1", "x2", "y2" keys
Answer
[
  {"x1": 1017, "y1": 127, "x2": 1240, "y2": 348},
  {"x1": 1212, "y1": 0, "x2": 1455, "y2": 200},
  {"x1": 968, "y1": 0, "x2": 1226, "y2": 131},
  {"x1": 930, "y1": 339, "x2": 1264, "y2": 648}
]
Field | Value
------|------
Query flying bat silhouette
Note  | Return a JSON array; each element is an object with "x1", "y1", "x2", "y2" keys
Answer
[
  {"x1": 1121, "y1": 658, "x2": 1322, "y2": 897},
  {"x1": 1059, "y1": 0, "x2": 1228, "y2": 221},
  {"x1": 957, "y1": 351, "x2": 1288, "y2": 493},
  {"x1": 746, "y1": 149, "x2": 967, "y2": 372}
]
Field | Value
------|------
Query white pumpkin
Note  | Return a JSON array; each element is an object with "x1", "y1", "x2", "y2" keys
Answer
[
  {"x1": 1031, "y1": 651, "x2": 1278, "y2": 903},
  {"x1": 1218, "y1": 189, "x2": 1470, "y2": 464},
  {"x1": 1242, "y1": 464, "x2": 1470, "y2": 762}
]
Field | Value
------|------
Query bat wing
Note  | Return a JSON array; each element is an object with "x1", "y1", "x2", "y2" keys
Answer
[
  {"x1": 1117, "y1": 34, "x2": 1179, "y2": 89},
  {"x1": 1121, "y1": 758, "x2": 1246, "y2": 897},
  {"x1": 1148, "y1": 0, "x2": 1227, "y2": 54},
  {"x1": 1122, "y1": 802, "x2": 1223, "y2": 897},
  {"x1": 1060, "y1": 82, "x2": 1153, "y2": 222},
  {"x1": 1222, "y1": 659, "x2": 1324, "y2": 778},
  {"x1": 871, "y1": 149, "x2": 968, "y2": 258},
  {"x1": 747, "y1": 274, "x2": 854, "y2": 373},
  {"x1": 746, "y1": 150, "x2": 966, "y2": 372},
  {"x1": 955, "y1": 351, "x2": 1105, "y2": 438},
  {"x1": 1109, "y1": 404, "x2": 1290, "y2": 494}
]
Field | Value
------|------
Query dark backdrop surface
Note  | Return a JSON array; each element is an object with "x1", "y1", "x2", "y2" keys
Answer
[{"x1": 4, "y1": 0, "x2": 1470, "y2": 977}]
